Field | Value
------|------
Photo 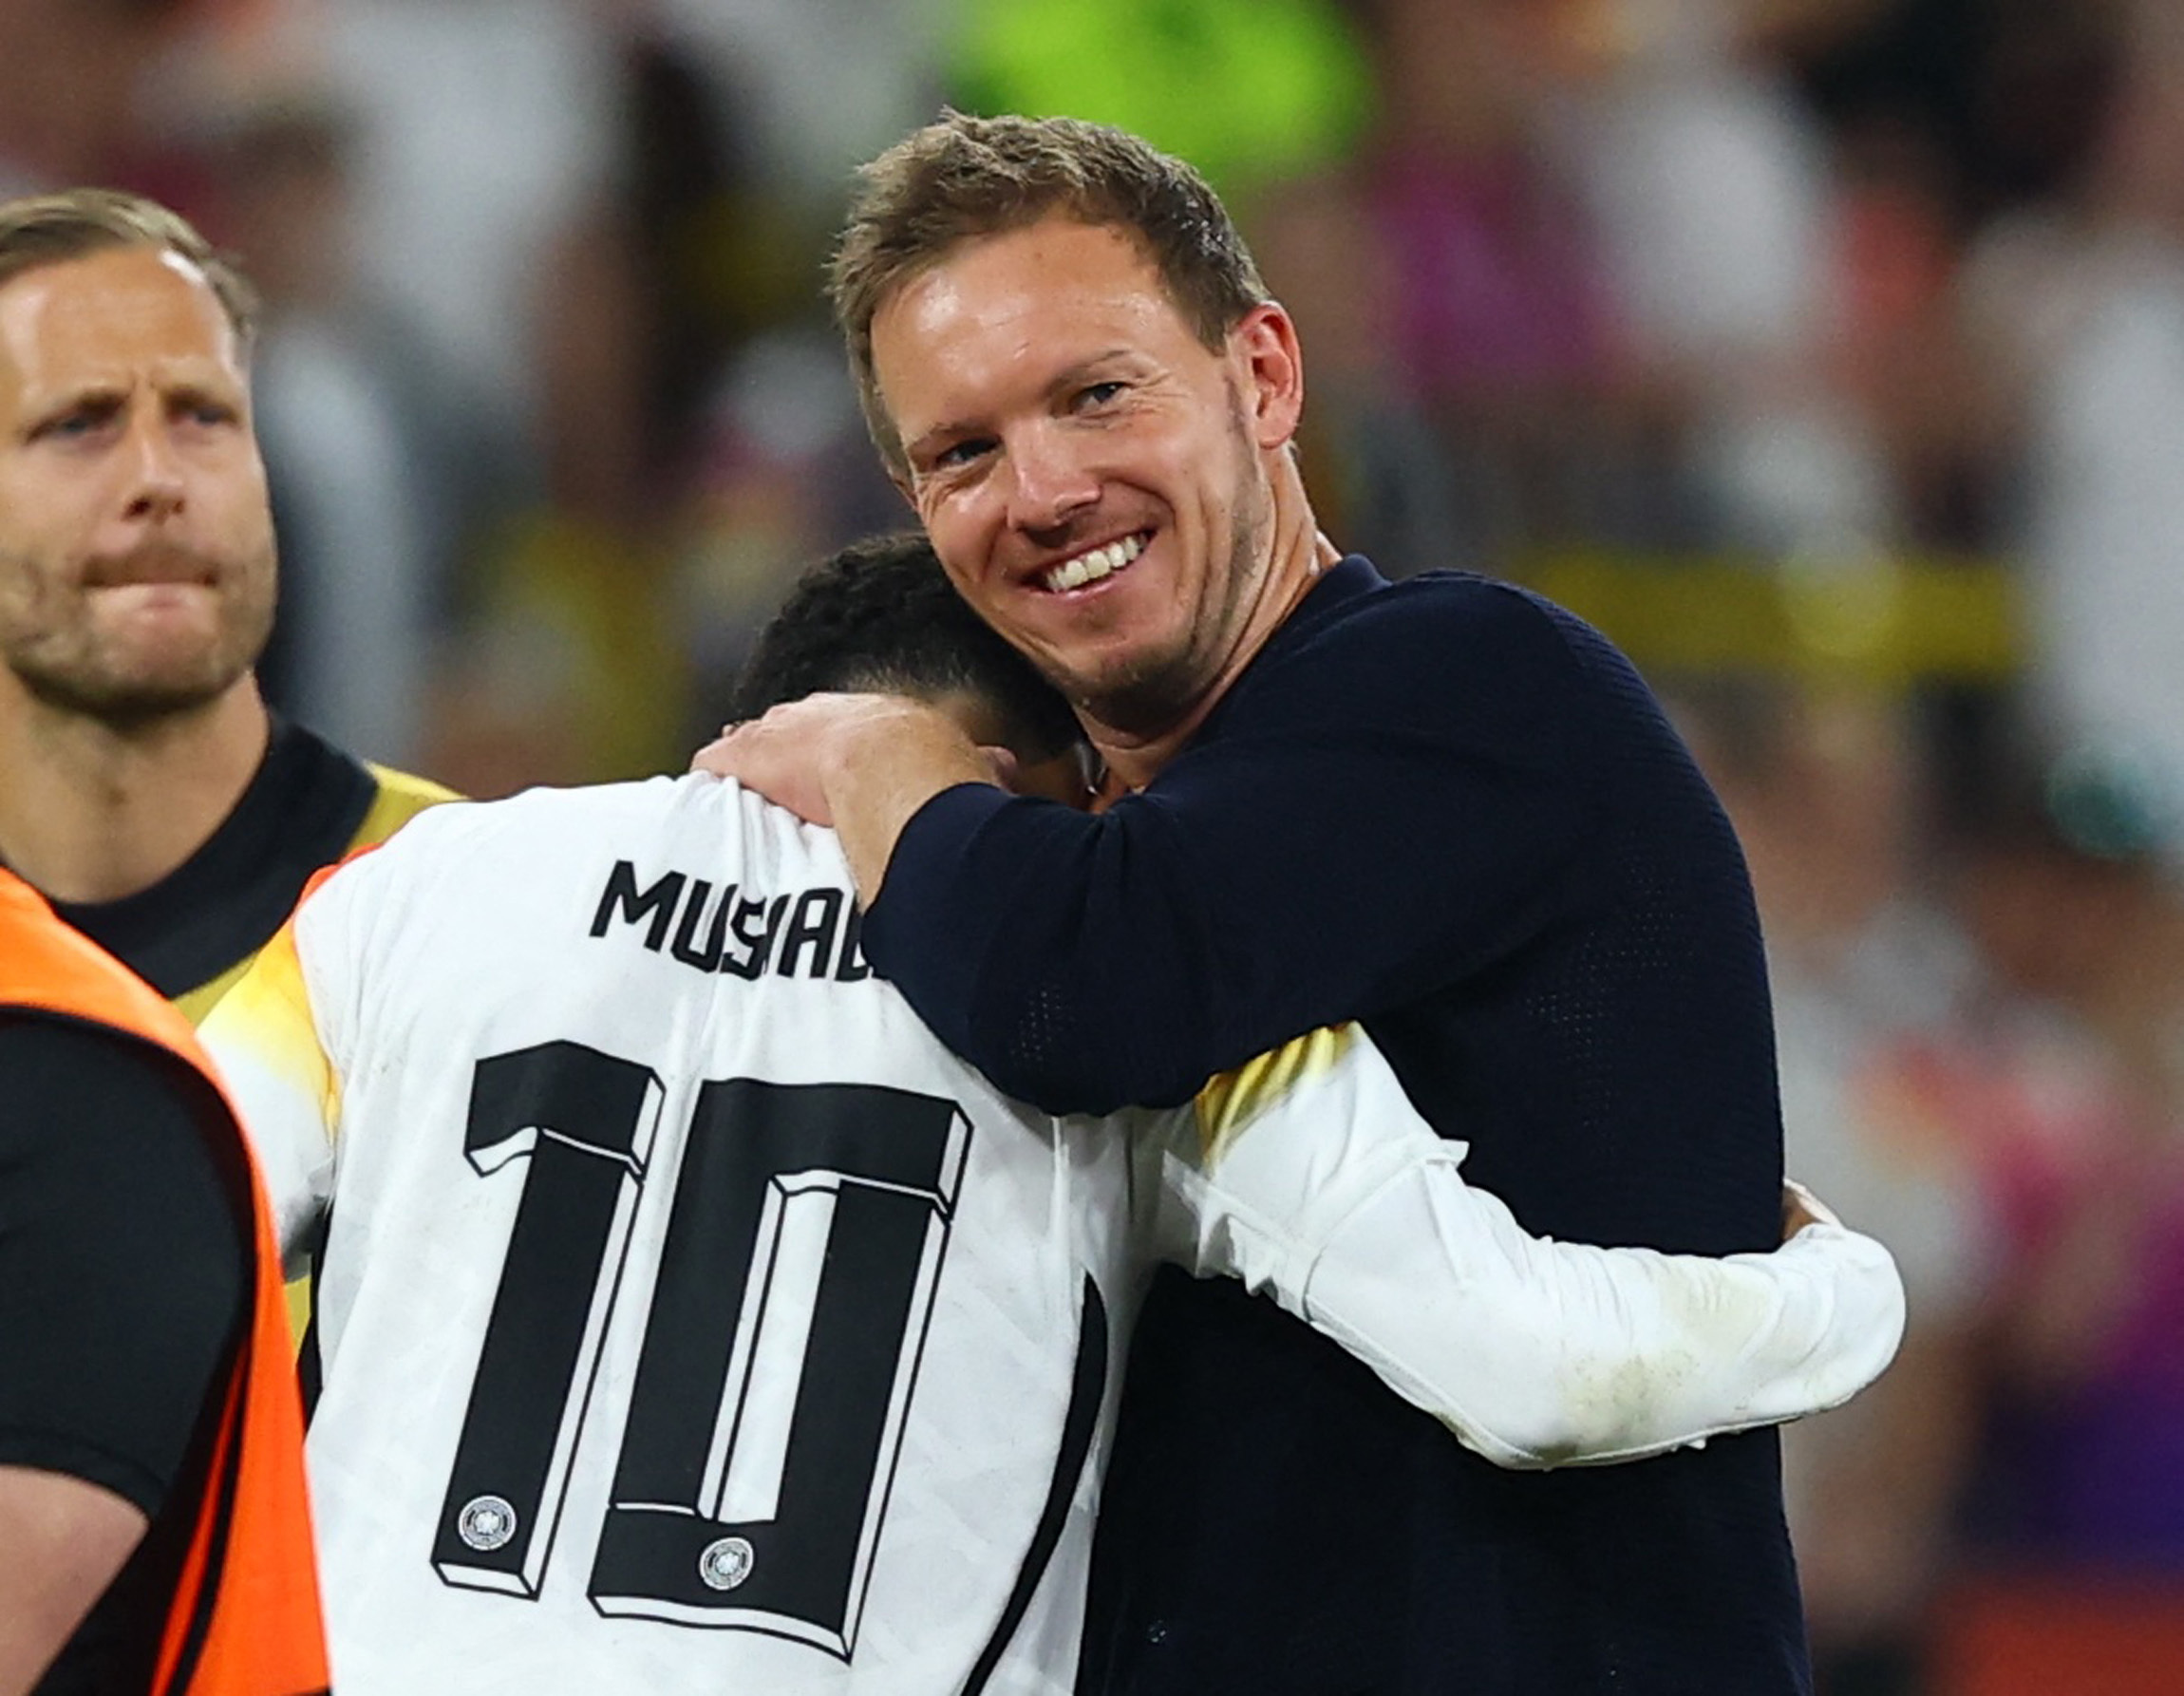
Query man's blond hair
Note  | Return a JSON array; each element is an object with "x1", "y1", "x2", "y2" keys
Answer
[{"x1": 0, "y1": 187, "x2": 259, "y2": 351}]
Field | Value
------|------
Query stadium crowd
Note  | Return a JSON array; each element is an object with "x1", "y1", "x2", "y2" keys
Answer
[{"x1": 8, "y1": 0, "x2": 2184, "y2": 1691}]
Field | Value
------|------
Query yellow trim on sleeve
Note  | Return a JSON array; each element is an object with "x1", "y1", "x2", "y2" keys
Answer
[
  {"x1": 209, "y1": 921, "x2": 342, "y2": 1134},
  {"x1": 1193, "y1": 1023, "x2": 1358, "y2": 1165},
  {"x1": 175, "y1": 958, "x2": 253, "y2": 1026},
  {"x1": 354, "y1": 762, "x2": 461, "y2": 851},
  {"x1": 173, "y1": 764, "x2": 455, "y2": 1024}
]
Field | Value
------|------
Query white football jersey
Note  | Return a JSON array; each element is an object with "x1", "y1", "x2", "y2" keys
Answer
[
  {"x1": 204, "y1": 775, "x2": 1907, "y2": 1696},
  {"x1": 213, "y1": 776, "x2": 1153, "y2": 1695}
]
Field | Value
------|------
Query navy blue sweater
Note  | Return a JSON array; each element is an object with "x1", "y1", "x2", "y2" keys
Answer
[{"x1": 865, "y1": 559, "x2": 1806, "y2": 1694}]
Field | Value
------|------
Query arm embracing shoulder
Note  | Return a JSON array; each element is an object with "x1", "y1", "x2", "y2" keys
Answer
[
  {"x1": 1146, "y1": 1027, "x2": 1908, "y2": 1468},
  {"x1": 867, "y1": 579, "x2": 1603, "y2": 1113}
]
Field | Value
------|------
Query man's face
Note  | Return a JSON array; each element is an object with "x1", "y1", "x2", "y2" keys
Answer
[
  {"x1": 0, "y1": 245, "x2": 275, "y2": 723},
  {"x1": 873, "y1": 217, "x2": 1290, "y2": 738}
]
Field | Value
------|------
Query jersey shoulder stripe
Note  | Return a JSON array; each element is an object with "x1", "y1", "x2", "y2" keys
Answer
[{"x1": 353, "y1": 761, "x2": 461, "y2": 854}]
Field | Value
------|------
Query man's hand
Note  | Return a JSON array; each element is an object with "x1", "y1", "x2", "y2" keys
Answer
[
  {"x1": 1781, "y1": 1178, "x2": 1841, "y2": 1241},
  {"x1": 692, "y1": 692, "x2": 999, "y2": 896},
  {"x1": 693, "y1": 693, "x2": 905, "y2": 827}
]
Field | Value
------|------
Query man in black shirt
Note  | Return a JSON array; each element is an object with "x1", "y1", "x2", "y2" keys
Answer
[
  {"x1": 0, "y1": 187, "x2": 449, "y2": 1027},
  {"x1": 705, "y1": 113, "x2": 1830, "y2": 1692}
]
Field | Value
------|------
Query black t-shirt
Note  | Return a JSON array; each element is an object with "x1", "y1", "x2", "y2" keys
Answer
[
  {"x1": 0, "y1": 1014, "x2": 248, "y2": 1694},
  {"x1": 47, "y1": 714, "x2": 386, "y2": 1004}
]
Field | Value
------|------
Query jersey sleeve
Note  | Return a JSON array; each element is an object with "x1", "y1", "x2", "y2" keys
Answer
[
  {"x1": 198, "y1": 880, "x2": 348, "y2": 1275},
  {"x1": 1139, "y1": 1026, "x2": 1908, "y2": 1469}
]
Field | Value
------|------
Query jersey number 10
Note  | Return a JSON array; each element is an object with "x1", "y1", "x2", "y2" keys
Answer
[{"x1": 428, "y1": 1040, "x2": 970, "y2": 1656}]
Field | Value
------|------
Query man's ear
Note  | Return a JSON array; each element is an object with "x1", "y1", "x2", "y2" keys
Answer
[{"x1": 1233, "y1": 300, "x2": 1305, "y2": 452}]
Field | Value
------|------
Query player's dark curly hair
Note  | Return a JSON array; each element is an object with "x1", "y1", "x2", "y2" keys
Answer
[{"x1": 731, "y1": 531, "x2": 1083, "y2": 760}]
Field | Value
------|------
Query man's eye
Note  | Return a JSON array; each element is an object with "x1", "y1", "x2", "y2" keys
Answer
[
  {"x1": 39, "y1": 410, "x2": 102, "y2": 440},
  {"x1": 933, "y1": 438, "x2": 993, "y2": 470},
  {"x1": 1079, "y1": 381, "x2": 1125, "y2": 407}
]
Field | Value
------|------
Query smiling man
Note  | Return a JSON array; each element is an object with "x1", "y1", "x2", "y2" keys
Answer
[
  {"x1": 0, "y1": 190, "x2": 451, "y2": 1030},
  {"x1": 704, "y1": 113, "x2": 1844, "y2": 1693}
]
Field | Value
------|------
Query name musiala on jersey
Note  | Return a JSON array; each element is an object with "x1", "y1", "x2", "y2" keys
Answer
[{"x1": 588, "y1": 859, "x2": 874, "y2": 983}]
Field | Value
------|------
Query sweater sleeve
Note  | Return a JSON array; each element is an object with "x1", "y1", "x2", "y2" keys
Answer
[{"x1": 861, "y1": 575, "x2": 1607, "y2": 1114}]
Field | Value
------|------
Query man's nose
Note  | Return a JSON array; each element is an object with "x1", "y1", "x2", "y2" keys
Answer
[
  {"x1": 120, "y1": 414, "x2": 186, "y2": 521},
  {"x1": 1003, "y1": 424, "x2": 1098, "y2": 534}
]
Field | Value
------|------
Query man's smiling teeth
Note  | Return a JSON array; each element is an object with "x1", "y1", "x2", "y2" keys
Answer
[{"x1": 1041, "y1": 534, "x2": 1144, "y2": 593}]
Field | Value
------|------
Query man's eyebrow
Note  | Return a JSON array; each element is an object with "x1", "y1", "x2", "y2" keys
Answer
[
  {"x1": 901, "y1": 349, "x2": 1139, "y2": 463},
  {"x1": 1053, "y1": 349, "x2": 1134, "y2": 387},
  {"x1": 27, "y1": 378, "x2": 125, "y2": 408},
  {"x1": 21, "y1": 384, "x2": 125, "y2": 430},
  {"x1": 162, "y1": 378, "x2": 239, "y2": 410},
  {"x1": 903, "y1": 416, "x2": 986, "y2": 465}
]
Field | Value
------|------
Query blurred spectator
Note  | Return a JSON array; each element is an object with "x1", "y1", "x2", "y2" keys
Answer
[
  {"x1": 565, "y1": 6, "x2": 905, "y2": 738},
  {"x1": 0, "y1": 0, "x2": 196, "y2": 199},
  {"x1": 1956, "y1": 2, "x2": 2184, "y2": 876},
  {"x1": 1256, "y1": 0, "x2": 1666, "y2": 576},
  {"x1": 1250, "y1": 166, "x2": 1465, "y2": 580},
  {"x1": 152, "y1": 0, "x2": 636, "y2": 792},
  {"x1": 1787, "y1": 2, "x2": 2124, "y2": 559},
  {"x1": 304, "y1": 0, "x2": 622, "y2": 474},
  {"x1": 186, "y1": 85, "x2": 460, "y2": 768},
  {"x1": 672, "y1": 329, "x2": 903, "y2": 736},
  {"x1": 224, "y1": 0, "x2": 813, "y2": 792},
  {"x1": 1552, "y1": 0, "x2": 1898, "y2": 556},
  {"x1": 1684, "y1": 678, "x2": 1998, "y2": 1696},
  {"x1": 1946, "y1": 743, "x2": 2184, "y2": 1575},
  {"x1": 1268, "y1": 0, "x2": 1941, "y2": 575},
  {"x1": 1796, "y1": 0, "x2": 2120, "y2": 232},
  {"x1": 1819, "y1": 107, "x2": 2000, "y2": 551},
  {"x1": 1360, "y1": 0, "x2": 1640, "y2": 559},
  {"x1": 167, "y1": 0, "x2": 974, "y2": 798},
  {"x1": 652, "y1": 0, "x2": 957, "y2": 217}
]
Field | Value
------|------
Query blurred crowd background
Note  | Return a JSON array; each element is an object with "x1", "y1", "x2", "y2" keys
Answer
[{"x1": 17, "y1": 0, "x2": 2184, "y2": 1690}]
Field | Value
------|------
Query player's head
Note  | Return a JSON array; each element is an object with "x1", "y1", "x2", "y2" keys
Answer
[
  {"x1": 0, "y1": 187, "x2": 275, "y2": 726},
  {"x1": 733, "y1": 530, "x2": 1088, "y2": 802},
  {"x1": 830, "y1": 110, "x2": 1269, "y2": 481}
]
